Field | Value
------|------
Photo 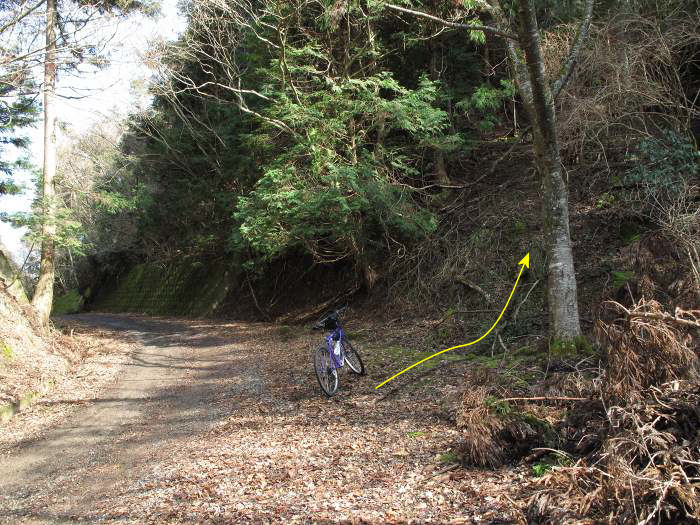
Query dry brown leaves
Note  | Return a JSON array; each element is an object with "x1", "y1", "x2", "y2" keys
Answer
[{"x1": 79, "y1": 319, "x2": 530, "y2": 524}]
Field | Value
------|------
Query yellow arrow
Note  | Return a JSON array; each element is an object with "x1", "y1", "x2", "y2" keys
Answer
[{"x1": 375, "y1": 253, "x2": 530, "y2": 389}]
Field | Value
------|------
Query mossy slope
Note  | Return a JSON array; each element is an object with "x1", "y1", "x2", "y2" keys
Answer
[{"x1": 91, "y1": 260, "x2": 239, "y2": 317}]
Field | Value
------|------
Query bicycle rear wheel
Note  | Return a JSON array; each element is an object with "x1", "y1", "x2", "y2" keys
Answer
[
  {"x1": 314, "y1": 345, "x2": 339, "y2": 396},
  {"x1": 342, "y1": 339, "x2": 366, "y2": 375}
]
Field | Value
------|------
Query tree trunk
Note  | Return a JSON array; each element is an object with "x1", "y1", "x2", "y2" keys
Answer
[
  {"x1": 429, "y1": 35, "x2": 450, "y2": 185},
  {"x1": 32, "y1": 0, "x2": 58, "y2": 327},
  {"x1": 516, "y1": 0, "x2": 581, "y2": 340}
]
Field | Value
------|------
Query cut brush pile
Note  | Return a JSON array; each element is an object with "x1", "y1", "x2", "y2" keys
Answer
[
  {"x1": 455, "y1": 299, "x2": 700, "y2": 523},
  {"x1": 533, "y1": 300, "x2": 699, "y2": 523}
]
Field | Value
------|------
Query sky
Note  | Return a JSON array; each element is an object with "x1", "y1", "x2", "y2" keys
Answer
[{"x1": 0, "y1": 0, "x2": 186, "y2": 265}]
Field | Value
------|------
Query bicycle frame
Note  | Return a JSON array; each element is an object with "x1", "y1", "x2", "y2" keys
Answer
[{"x1": 325, "y1": 324, "x2": 346, "y2": 369}]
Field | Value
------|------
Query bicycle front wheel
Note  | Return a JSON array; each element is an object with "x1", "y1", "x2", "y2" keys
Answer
[
  {"x1": 314, "y1": 345, "x2": 339, "y2": 396},
  {"x1": 342, "y1": 339, "x2": 366, "y2": 375}
]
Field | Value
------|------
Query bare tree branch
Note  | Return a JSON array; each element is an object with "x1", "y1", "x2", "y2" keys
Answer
[
  {"x1": 551, "y1": 0, "x2": 594, "y2": 100},
  {"x1": 0, "y1": 0, "x2": 44, "y2": 36},
  {"x1": 383, "y1": 3, "x2": 517, "y2": 40}
]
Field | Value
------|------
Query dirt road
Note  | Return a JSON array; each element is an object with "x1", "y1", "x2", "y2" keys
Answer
[
  {"x1": 0, "y1": 314, "x2": 523, "y2": 523},
  {"x1": 0, "y1": 314, "x2": 262, "y2": 523}
]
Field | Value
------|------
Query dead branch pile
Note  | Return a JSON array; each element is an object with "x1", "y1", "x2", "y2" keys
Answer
[
  {"x1": 597, "y1": 299, "x2": 700, "y2": 403},
  {"x1": 453, "y1": 364, "x2": 564, "y2": 468},
  {"x1": 526, "y1": 299, "x2": 700, "y2": 523},
  {"x1": 455, "y1": 386, "x2": 543, "y2": 468},
  {"x1": 530, "y1": 380, "x2": 700, "y2": 524}
]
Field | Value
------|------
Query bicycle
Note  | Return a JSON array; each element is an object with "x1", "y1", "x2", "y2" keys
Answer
[{"x1": 312, "y1": 305, "x2": 365, "y2": 396}]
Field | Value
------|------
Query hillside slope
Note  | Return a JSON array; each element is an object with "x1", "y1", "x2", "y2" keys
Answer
[{"x1": 0, "y1": 289, "x2": 68, "y2": 407}]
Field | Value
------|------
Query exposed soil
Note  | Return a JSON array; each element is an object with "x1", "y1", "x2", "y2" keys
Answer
[{"x1": 0, "y1": 313, "x2": 529, "y2": 524}]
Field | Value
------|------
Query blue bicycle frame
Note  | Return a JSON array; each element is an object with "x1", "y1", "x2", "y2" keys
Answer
[{"x1": 325, "y1": 325, "x2": 346, "y2": 369}]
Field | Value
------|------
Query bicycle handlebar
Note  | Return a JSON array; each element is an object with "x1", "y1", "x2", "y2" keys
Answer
[{"x1": 312, "y1": 304, "x2": 349, "y2": 330}]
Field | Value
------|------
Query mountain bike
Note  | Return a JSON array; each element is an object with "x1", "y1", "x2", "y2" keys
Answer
[{"x1": 312, "y1": 305, "x2": 365, "y2": 396}]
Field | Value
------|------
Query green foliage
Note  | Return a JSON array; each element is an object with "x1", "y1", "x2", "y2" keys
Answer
[
  {"x1": 407, "y1": 431, "x2": 425, "y2": 438},
  {"x1": 236, "y1": 161, "x2": 436, "y2": 261},
  {"x1": 619, "y1": 222, "x2": 642, "y2": 245},
  {"x1": 485, "y1": 396, "x2": 513, "y2": 416},
  {"x1": 0, "y1": 91, "x2": 39, "y2": 195},
  {"x1": 57, "y1": 0, "x2": 519, "y2": 289},
  {"x1": 532, "y1": 452, "x2": 573, "y2": 477},
  {"x1": 233, "y1": 41, "x2": 452, "y2": 269},
  {"x1": 624, "y1": 130, "x2": 699, "y2": 201},
  {"x1": 595, "y1": 192, "x2": 616, "y2": 209},
  {"x1": 612, "y1": 270, "x2": 635, "y2": 291},
  {"x1": 4, "y1": 199, "x2": 87, "y2": 255},
  {"x1": 52, "y1": 289, "x2": 84, "y2": 315},
  {"x1": 531, "y1": 462, "x2": 551, "y2": 477},
  {"x1": 456, "y1": 79, "x2": 515, "y2": 132}
]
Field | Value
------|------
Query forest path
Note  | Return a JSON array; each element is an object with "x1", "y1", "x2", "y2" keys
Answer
[
  {"x1": 0, "y1": 314, "x2": 263, "y2": 523},
  {"x1": 0, "y1": 314, "x2": 523, "y2": 523}
]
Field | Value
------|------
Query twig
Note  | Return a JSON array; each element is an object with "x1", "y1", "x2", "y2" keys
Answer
[
  {"x1": 6, "y1": 241, "x2": 35, "y2": 289},
  {"x1": 455, "y1": 277, "x2": 492, "y2": 305},
  {"x1": 513, "y1": 280, "x2": 539, "y2": 321},
  {"x1": 246, "y1": 275, "x2": 271, "y2": 321},
  {"x1": 551, "y1": 0, "x2": 595, "y2": 100},
  {"x1": 495, "y1": 332, "x2": 509, "y2": 363},
  {"x1": 523, "y1": 449, "x2": 550, "y2": 462},
  {"x1": 606, "y1": 300, "x2": 700, "y2": 328},
  {"x1": 628, "y1": 311, "x2": 700, "y2": 328},
  {"x1": 531, "y1": 447, "x2": 573, "y2": 458},
  {"x1": 479, "y1": 127, "x2": 532, "y2": 182},
  {"x1": 423, "y1": 463, "x2": 459, "y2": 482},
  {"x1": 298, "y1": 285, "x2": 361, "y2": 322},
  {"x1": 638, "y1": 480, "x2": 673, "y2": 525},
  {"x1": 432, "y1": 309, "x2": 456, "y2": 330}
]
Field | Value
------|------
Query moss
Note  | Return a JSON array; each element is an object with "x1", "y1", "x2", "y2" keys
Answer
[
  {"x1": 513, "y1": 219, "x2": 526, "y2": 235},
  {"x1": 52, "y1": 289, "x2": 84, "y2": 315},
  {"x1": 458, "y1": 351, "x2": 524, "y2": 369},
  {"x1": 520, "y1": 412, "x2": 556, "y2": 442},
  {"x1": 439, "y1": 451, "x2": 460, "y2": 464},
  {"x1": 550, "y1": 338, "x2": 576, "y2": 357},
  {"x1": 92, "y1": 259, "x2": 240, "y2": 317},
  {"x1": 380, "y1": 345, "x2": 429, "y2": 359},
  {"x1": 344, "y1": 331, "x2": 365, "y2": 341},
  {"x1": 517, "y1": 345, "x2": 541, "y2": 357},
  {"x1": 550, "y1": 335, "x2": 596, "y2": 358},
  {"x1": 277, "y1": 325, "x2": 295, "y2": 341}
]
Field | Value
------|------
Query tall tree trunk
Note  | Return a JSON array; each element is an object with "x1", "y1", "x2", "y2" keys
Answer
[
  {"x1": 429, "y1": 23, "x2": 449, "y2": 185},
  {"x1": 32, "y1": 0, "x2": 58, "y2": 327},
  {"x1": 516, "y1": 0, "x2": 581, "y2": 340},
  {"x1": 384, "y1": 0, "x2": 590, "y2": 341}
]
